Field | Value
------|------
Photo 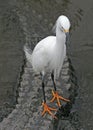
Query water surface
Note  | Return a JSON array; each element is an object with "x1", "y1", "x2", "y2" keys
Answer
[{"x1": 0, "y1": 0, "x2": 93, "y2": 129}]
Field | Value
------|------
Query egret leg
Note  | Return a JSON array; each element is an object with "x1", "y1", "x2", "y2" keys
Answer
[
  {"x1": 51, "y1": 72, "x2": 56, "y2": 91},
  {"x1": 41, "y1": 73, "x2": 46, "y2": 102},
  {"x1": 50, "y1": 72, "x2": 70, "y2": 107},
  {"x1": 41, "y1": 72, "x2": 57, "y2": 118}
]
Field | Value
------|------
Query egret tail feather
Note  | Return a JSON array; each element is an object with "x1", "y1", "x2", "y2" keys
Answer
[{"x1": 24, "y1": 45, "x2": 32, "y2": 65}]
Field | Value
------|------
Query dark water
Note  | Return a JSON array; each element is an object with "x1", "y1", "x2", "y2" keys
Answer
[
  {"x1": 0, "y1": 0, "x2": 93, "y2": 129},
  {"x1": 0, "y1": 0, "x2": 25, "y2": 121},
  {"x1": 70, "y1": 0, "x2": 93, "y2": 129}
]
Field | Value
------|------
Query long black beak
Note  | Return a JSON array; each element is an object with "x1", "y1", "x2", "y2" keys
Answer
[
  {"x1": 65, "y1": 32, "x2": 71, "y2": 56},
  {"x1": 66, "y1": 32, "x2": 70, "y2": 46}
]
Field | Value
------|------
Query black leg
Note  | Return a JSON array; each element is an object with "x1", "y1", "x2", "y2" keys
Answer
[
  {"x1": 41, "y1": 73, "x2": 46, "y2": 103},
  {"x1": 51, "y1": 72, "x2": 56, "y2": 91},
  {"x1": 42, "y1": 81, "x2": 46, "y2": 102}
]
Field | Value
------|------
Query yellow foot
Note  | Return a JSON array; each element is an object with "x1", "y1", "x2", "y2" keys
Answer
[
  {"x1": 50, "y1": 90, "x2": 70, "y2": 107},
  {"x1": 42, "y1": 102, "x2": 57, "y2": 119}
]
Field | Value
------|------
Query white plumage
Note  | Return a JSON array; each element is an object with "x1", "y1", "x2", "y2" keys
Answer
[
  {"x1": 24, "y1": 15, "x2": 71, "y2": 118},
  {"x1": 24, "y1": 15, "x2": 70, "y2": 80}
]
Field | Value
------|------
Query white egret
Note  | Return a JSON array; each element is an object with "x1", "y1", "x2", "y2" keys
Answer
[{"x1": 24, "y1": 15, "x2": 71, "y2": 118}]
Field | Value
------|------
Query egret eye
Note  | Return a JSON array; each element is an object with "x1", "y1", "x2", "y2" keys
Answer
[
  {"x1": 61, "y1": 26, "x2": 64, "y2": 32},
  {"x1": 60, "y1": 26, "x2": 66, "y2": 32}
]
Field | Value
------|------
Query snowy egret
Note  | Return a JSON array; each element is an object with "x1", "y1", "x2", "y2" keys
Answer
[{"x1": 24, "y1": 15, "x2": 71, "y2": 118}]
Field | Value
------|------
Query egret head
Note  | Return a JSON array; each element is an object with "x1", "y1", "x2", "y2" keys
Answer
[
  {"x1": 55, "y1": 15, "x2": 71, "y2": 48},
  {"x1": 57, "y1": 15, "x2": 71, "y2": 34}
]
